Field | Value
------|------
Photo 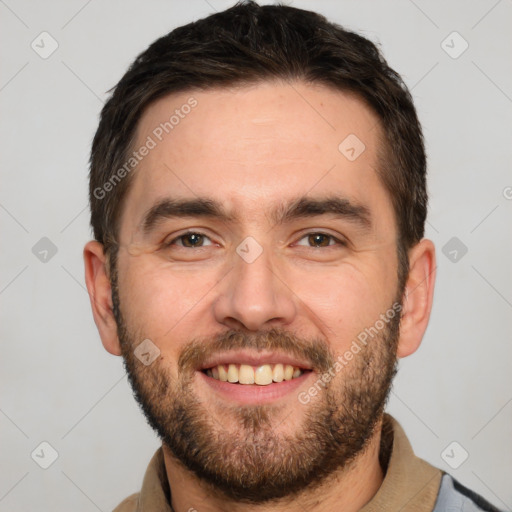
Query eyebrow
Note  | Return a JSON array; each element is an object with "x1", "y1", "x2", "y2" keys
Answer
[{"x1": 141, "y1": 194, "x2": 372, "y2": 235}]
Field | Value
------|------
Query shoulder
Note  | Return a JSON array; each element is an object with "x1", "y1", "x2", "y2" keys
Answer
[
  {"x1": 433, "y1": 473, "x2": 504, "y2": 512},
  {"x1": 112, "y1": 492, "x2": 139, "y2": 512}
]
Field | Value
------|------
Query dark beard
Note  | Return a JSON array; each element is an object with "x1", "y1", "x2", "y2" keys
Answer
[{"x1": 112, "y1": 276, "x2": 400, "y2": 503}]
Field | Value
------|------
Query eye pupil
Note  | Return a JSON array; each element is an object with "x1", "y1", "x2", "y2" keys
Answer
[
  {"x1": 183, "y1": 233, "x2": 203, "y2": 247},
  {"x1": 309, "y1": 233, "x2": 329, "y2": 247}
]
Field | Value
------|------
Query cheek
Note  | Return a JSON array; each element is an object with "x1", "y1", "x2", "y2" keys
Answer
[
  {"x1": 292, "y1": 267, "x2": 369, "y2": 328},
  {"x1": 287, "y1": 260, "x2": 395, "y2": 350},
  {"x1": 119, "y1": 256, "x2": 220, "y2": 341}
]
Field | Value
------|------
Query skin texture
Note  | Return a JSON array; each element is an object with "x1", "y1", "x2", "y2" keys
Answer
[{"x1": 84, "y1": 80, "x2": 436, "y2": 512}]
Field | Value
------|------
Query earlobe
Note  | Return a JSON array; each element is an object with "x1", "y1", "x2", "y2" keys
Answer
[
  {"x1": 83, "y1": 240, "x2": 122, "y2": 356},
  {"x1": 396, "y1": 239, "x2": 436, "y2": 358}
]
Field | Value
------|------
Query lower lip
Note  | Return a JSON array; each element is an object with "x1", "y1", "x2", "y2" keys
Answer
[{"x1": 197, "y1": 370, "x2": 313, "y2": 405}]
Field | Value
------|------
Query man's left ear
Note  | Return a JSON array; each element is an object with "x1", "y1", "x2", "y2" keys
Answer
[{"x1": 397, "y1": 238, "x2": 436, "y2": 358}]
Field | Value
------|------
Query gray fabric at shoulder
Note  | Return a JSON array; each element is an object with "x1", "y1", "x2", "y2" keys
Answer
[
  {"x1": 112, "y1": 492, "x2": 139, "y2": 512},
  {"x1": 433, "y1": 474, "x2": 503, "y2": 512}
]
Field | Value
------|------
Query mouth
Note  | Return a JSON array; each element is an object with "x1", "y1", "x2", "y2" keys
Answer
[
  {"x1": 197, "y1": 351, "x2": 314, "y2": 404},
  {"x1": 201, "y1": 363, "x2": 310, "y2": 385}
]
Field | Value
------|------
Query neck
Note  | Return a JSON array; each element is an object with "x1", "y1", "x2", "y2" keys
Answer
[{"x1": 162, "y1": 416, "x2": 385, "y2": 512}]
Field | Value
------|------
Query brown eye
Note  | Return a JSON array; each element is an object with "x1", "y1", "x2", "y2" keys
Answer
[
  {"x1": 308, "y1": 233, "x2": 331, "y2": 247},
  {"x1": 166, "y1": 232, "x2": 213, "y2": 248},
  {"x1": 180, "y1": 233, "x2": 205, "y2": 247},
  {"x1": 296, "y1": 232, "x2": 344, "y2": 248}
]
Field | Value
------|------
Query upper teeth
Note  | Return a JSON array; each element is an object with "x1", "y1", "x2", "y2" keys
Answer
[{"x1": 205, "y1": 363, "x2": 303, "y2": 386}]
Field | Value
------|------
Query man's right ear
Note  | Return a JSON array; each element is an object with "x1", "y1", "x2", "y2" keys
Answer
[{"x1": 83, "y1": 240, "x2": 122, "y2": 356}]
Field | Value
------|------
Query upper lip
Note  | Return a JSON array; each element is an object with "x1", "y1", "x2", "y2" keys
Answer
[{"x1": 199, "y1": 350, "x2": 313, "y2": 371}]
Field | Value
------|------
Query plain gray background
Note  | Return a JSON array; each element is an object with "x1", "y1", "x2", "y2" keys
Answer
[{"x1": 1, "y1": 1, "x2": 511, "y2": 510}]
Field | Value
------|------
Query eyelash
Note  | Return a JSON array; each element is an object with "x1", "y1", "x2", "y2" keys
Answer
[{"x1": 164, "y1": 231, "x2": 346, "y2": 249}]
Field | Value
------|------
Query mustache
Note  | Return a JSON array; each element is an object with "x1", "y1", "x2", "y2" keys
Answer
[{"x1": 178, "y1": 327, "x2": 335, "y2": 375}]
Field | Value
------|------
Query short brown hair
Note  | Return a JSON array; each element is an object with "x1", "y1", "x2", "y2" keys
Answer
[{"x1": 89, "y1": 0, "x2": 427, "y2": 287}]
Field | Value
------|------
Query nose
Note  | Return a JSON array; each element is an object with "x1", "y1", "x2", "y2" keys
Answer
[{"x1": 212, "y1": 243, "x2": 297, "y2": 331}]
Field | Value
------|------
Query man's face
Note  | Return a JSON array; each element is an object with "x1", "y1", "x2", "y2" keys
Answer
[{"x1": 113, "y1": 81, "x2": 402, "y2": 501}]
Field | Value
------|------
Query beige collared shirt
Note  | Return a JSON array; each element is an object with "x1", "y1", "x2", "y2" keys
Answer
[{"x1": 113, "y1": 413, "x2": 443, "y2": 512}]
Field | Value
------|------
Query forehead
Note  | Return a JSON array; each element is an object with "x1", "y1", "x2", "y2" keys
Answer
[{"x1": 121, "y1": 80, "x2": 392, "y2": 235}]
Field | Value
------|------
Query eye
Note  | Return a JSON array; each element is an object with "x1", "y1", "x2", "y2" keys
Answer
[
  {"x1": 295, "y1": 232, "x2": 346, "y2": 248},
  {"x1": 165, "y1": 231, "x2": 213, "y2": 248}
]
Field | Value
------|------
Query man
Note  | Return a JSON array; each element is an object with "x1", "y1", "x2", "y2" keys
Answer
[{"x1": 83, "y1": 2, "x2": 503, "y2": 511}]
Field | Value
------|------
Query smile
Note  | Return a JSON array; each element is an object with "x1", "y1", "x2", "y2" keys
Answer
[{"x1": 202, "y1": 363, "x2": 308, "y2": 385}]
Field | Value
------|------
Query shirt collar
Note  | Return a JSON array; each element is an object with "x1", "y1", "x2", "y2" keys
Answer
[
  {"x1": 134, "y1": 413, "x2": 442, "y2": 511},
  {"x1": 137, "y1": 447, "x2": 172, "y2": 511},
  {"x1": 360, "y1": 413, "x2": 442, "y2": 511}
]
